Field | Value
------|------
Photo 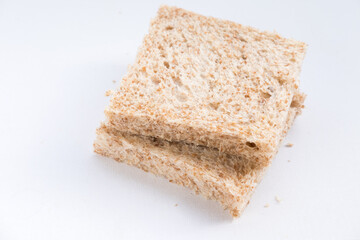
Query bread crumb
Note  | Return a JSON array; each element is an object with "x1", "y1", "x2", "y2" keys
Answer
[
  {"x1": 105, "y1": 90, "x2": 113, "y2": 96},
  {"x1": 112, "y1": 80, "x2": 116, "y2": 83},
  {"x1": 264, "y1": 203, "x2": 270, "y2": 208},
  {"x1": 174, "y1": 204, "x2": 178, "y2": 207},
  {"x1": 288, "y1": 160, "x2": 291, "y2": 162},
  {"x1": 285, "y1": 143, "x2": 293, "y2": 147},
  {"x1": 275, "y1": 196, "x2": 282, "y2": 203}
]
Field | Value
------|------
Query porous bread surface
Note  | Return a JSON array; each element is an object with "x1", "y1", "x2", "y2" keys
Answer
[
  {"x1": 106, "y1": 5, "x2": 307, "y2": 166},
  {"x1": 94, "y1": 104, "x2": 300, "y2": 217}
]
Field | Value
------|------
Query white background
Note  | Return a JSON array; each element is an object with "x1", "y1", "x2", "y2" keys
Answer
[{"x1": 1, "y1": 0, "x2": 359, "y2": 239}]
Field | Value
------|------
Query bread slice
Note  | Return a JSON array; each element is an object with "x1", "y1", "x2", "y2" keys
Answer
[
  {"x1": 105, "y1": 6, "x2": 306, "y2": 166},
  {"x1": 94, "y1": 124, "x2": 265, "y2": 217},
  {"x1": 94, "y1": 105, "x2": 300, "y2": 217}
]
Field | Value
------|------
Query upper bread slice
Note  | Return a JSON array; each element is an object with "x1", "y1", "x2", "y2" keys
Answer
[
  {"x1": 94, "y1": 106, "x2": 300, "y2": 217},
  {"x1": 106, "y1": 5, "x2": 307, "y2": 166}
]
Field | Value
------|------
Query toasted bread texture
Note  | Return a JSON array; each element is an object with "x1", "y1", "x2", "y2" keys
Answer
[{"x1": 105, "y1": 6, "x2": 306, "y2": 166}]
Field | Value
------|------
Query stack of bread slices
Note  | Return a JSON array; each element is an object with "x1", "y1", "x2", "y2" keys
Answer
[{"x1": 94, "y1": 5, "x2": 307, "y2": 217}]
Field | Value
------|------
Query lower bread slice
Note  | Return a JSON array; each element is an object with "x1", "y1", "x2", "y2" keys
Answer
[
  {"x1": 94, "y1": 107, "x2": 300, "y2": 217},
  {"x1": 94, "y1": 124, "x2": 266, "y2": 217}
]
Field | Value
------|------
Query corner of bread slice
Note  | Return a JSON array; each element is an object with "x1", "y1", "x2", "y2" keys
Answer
[{"x1": 94, "y1": 124, "x2": 266, "y2": 218}]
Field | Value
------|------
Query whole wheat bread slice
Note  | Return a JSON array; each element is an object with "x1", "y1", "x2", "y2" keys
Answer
[
  {"x1": 95, "y1": 125, "x2": 266, "y2": 217},
  {"x1": 94, "y1": 105, "x2": 300, "y2": 217},
  {"x1": 105, "y1": 6, "x2": 306, "y2": 166}
]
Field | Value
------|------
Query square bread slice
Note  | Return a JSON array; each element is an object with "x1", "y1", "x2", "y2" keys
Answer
[
  {"x1": 94, "y1": 107, "x2": 300, "y2": 217},
  {"x1": 106, "y1": 5, "x2": 306, "y2": 166}
]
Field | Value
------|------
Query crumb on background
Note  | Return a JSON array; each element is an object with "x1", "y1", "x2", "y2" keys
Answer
[
  {"x1": 105, "y1": 90, "x2": 113, "y2": 96},
  {"x1": 112, "y1": 80, "x2": 116, "y2": 83},
  {"x1": 275, "y1": 196, "x2": 282, "y2": 203},
  {"x1": 264, "y1": 203, "x2": 270, "y2": 208},
  {"x1": 285, "y1": 143, "x2": 294, "y2": 147},
  {"x1": 288, "y1": 160, "x2": 291, "y2": 162},
  {"x1": 174, "y1": 204, "x2": 178, "y2": 207}
]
